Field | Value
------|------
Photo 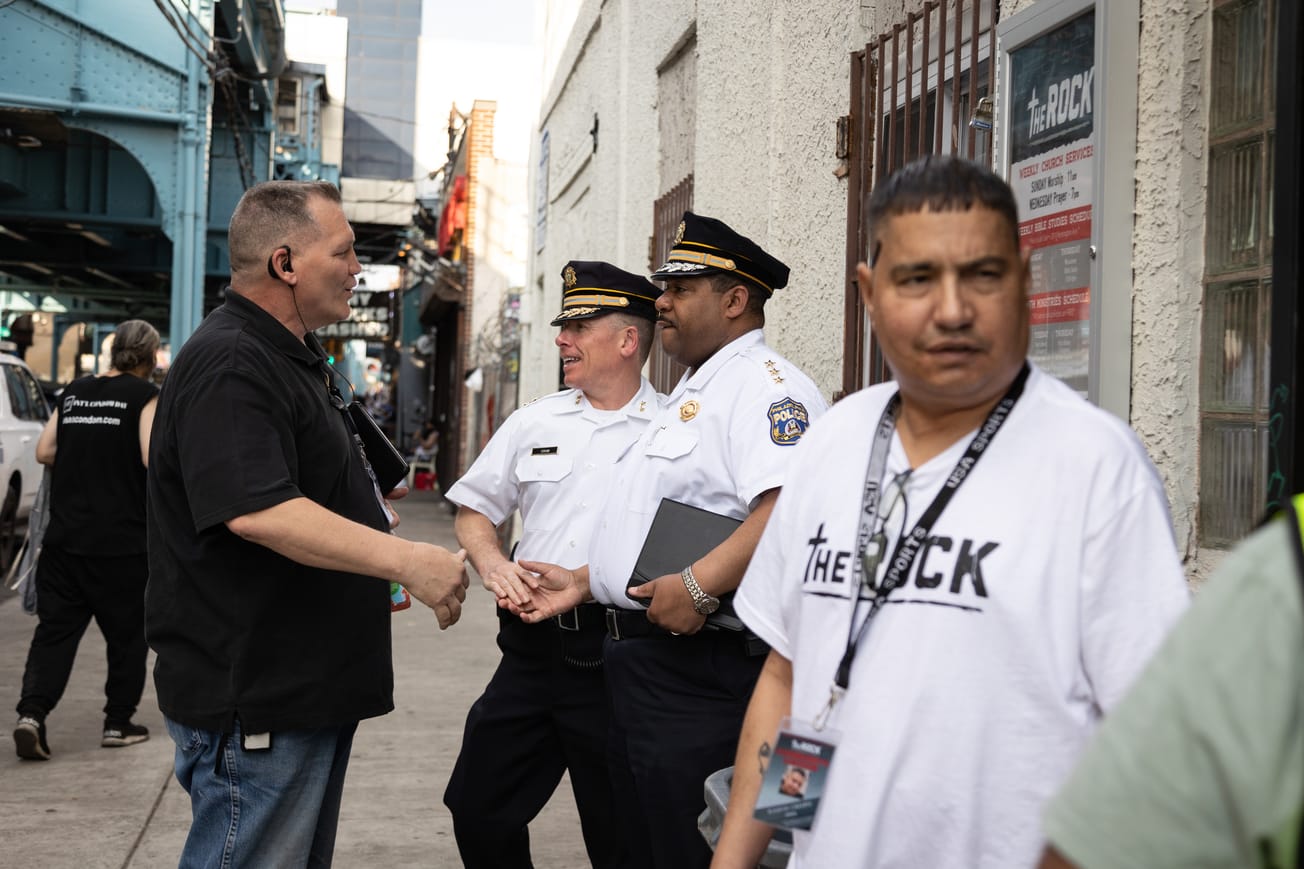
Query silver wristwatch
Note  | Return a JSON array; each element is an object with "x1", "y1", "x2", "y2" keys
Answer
[{"x1": 680, "y1": 565, "x2": 720, "y2": 615}]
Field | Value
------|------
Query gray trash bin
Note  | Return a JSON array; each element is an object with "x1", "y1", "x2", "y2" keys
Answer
[{"x1": 698, "y1": 766, "x2": 793, "y2": 868}]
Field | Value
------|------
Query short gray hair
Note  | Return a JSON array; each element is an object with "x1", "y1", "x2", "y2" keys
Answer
[{"x1": 228, "y1": 181, "x2": 342, "y2": 274}]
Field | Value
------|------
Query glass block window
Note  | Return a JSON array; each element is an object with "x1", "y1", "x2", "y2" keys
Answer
[{"x1": 1199, "y1": 0, "x2": 1275, "y2": 548}]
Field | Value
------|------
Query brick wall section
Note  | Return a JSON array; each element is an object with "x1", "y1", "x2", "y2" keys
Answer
[{"x1": 458, "y1": 99, "x2": 497, "y2": 476}]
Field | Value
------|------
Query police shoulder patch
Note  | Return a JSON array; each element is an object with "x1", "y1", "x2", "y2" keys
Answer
[{"x1": 767, "y1": 397, "x2": 810, "y2": 446}]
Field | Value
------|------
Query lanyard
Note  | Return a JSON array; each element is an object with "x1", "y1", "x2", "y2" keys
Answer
[{"x1": 814, "y1": 363, "x2": 1030, "y2": 728}]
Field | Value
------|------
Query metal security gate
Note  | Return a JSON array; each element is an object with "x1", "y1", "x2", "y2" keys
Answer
[
  {"x1": 842, "y1": 0, "x2": 1000, "y2": 396},
  {"x1": 648, "y1": 175, "x2": 694, "y2": 392}
]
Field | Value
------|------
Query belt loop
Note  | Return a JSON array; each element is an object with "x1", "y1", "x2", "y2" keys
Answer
[
  {"x1": 555, "y1": 607, "x2": 581, "y2": 631},
  {"x1": 605, "y1": 608, "x2": 623, "y2": 641}
]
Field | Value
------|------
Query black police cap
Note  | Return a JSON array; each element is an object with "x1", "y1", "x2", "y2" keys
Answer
[
  {"x1": 649, "y1": 211, "x2": 790, "y2": 296},
  {"x1": 550, "y1": 260, "x2": 662, "y2": 326}
]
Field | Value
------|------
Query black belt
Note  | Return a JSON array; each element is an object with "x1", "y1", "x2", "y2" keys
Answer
[
  {"x1": 603, "y1": 608, "x2": 769, "y2": 656},
  {"x1": 604, "y1": 607, "x2": 667, "y2": 640},
  {"x1": 554, "y1": 602, "x2": 608, "y2": 632}
]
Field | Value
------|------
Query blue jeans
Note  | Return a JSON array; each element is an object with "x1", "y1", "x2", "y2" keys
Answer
[{"x1": 165, "y1": 716, "x2": 358, "y2": 869}]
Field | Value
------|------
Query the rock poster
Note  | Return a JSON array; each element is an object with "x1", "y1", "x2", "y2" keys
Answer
[{"x1": 1009, "y1": 9, "x2": 1095, "y2": 394}]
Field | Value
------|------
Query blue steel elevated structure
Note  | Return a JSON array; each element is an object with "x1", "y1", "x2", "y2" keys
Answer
[{"x1": 0, "y1": 0, "x2": 286, "y2": 349}]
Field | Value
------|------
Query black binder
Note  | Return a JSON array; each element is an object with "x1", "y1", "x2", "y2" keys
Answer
[{"x1": 626, "y1": 498, "x2": 745, "y2": 631}]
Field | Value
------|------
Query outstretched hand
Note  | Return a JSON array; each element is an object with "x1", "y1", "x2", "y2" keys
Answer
[
  {"x1": 402, "y1": 543, "x2": 469, "y2": 629},
  {"x1": 511, "y1": 560, "x2": 587, "y2": 622},
  {"x1": 479, "y1": 560, "x2": 540, "y2": 608}
]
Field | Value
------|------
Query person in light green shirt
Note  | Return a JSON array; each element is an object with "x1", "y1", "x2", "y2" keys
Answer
[{"x1": 1039, "y1": 509, "x2": 1304, "y2": 869}]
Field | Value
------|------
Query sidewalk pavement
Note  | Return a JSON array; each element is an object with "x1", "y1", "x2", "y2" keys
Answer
[{"x1": 0, "y1": 491, "x2": 589, "y2": 868}]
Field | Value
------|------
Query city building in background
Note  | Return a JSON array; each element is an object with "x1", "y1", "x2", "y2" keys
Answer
[
  {"x1": 525, "y1": 0, "x2": 1302, "y2": 577},
  {"x1": 412, "y1": 100, "x2": 527, "y2": 492}
]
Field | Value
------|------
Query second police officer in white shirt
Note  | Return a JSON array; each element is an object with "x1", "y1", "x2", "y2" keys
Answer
[{"x1": 511, "y1": 213, "x2": 829, "y2": 869}]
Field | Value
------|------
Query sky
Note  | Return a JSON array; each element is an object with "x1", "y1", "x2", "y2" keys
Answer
[
  {"x1": 415, "y1": 0, "x2": 539, "y2": 169},
  {"x1": 286, "y1": 0, "x2": 540, "y2": 166},
  {"x1": 421, "y1": 0, "x2": 534, "y2": 45},
  {"x1": 286, "y1": 0, "x2": 535, "y2": 44}
]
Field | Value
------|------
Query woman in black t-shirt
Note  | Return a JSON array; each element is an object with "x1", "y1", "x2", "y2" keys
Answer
[{"x1": 12, "y1": 320, "x2": 161, "y2": 761}]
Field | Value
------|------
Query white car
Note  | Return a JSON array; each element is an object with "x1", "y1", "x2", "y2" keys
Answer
[{"x1": 0, "y1": 351, "x2": 50, "y2": 569}]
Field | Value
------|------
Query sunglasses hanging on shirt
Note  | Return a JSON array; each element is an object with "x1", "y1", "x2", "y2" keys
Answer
[{"x1": 317, "y1": 357, "x2": 410, "y2": 494}]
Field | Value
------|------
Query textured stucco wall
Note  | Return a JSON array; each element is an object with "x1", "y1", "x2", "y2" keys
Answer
[
  {"x1": 657, "y1": 33, "x2": 696, "y2": 190},
  {"x1": 527, "y1": 0, "x2": 1217, "y2": 577},
  {"x1": 523, "y1": 0, "x2": 871, "y2": 404},
  {"x1": 691, "y1": 2, "x2": 864, "y2": 392},
  {"x1": 1128, "y1": 0, "x2": 1214, "y2": 577}
]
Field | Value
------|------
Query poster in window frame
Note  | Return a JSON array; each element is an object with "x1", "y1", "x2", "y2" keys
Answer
[{"x1": 1008, "y1": 9, "x2": 1096, "y2": 396}]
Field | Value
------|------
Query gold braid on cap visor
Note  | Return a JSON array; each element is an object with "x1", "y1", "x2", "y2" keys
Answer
[
  {"x1": 559, "y1": 293, "x2": 632, "y2": 308},
  {"x1": 664, "y1": 248, "x2": 772, "y2": 293}
]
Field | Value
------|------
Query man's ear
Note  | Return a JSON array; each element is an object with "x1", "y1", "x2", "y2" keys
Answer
[
  {"x1": 619, "y1": 325, "x2": 639, "y2": 359},
  {"x1": 721, "y1": 282, "x2": 750, "y2": 319},
  {"x1": 856, "y1": 261, "x2": 875, "y2": 319}
]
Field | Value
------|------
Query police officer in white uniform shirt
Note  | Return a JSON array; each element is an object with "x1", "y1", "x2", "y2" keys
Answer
[
  {"x1": 510, "y1": 213, "x2": 828, "y2": 869},
  {"x1": 442, "y1": 261, "x2": 662, "y2": 869}
]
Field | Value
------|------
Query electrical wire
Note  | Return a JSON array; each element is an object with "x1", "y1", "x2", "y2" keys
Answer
[
  {"x1": 151, "y1": 0, "x2": 216, "y2": 74},
  {"x1": 163, "y1": 0, "x2": 219, "y2": 49}
]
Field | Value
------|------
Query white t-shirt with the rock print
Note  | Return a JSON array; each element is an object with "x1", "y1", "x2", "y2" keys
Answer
[{"x1": 735, "y1": 363, "x2": 1189, "y2": 869}]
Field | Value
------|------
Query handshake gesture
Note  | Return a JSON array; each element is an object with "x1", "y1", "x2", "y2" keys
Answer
[
  {"x1": 399, "y1": 542, "x2": 470, "y2": 629},
  {"x1": 480, "y1": 559, "x2": 588, "y2": 622}
]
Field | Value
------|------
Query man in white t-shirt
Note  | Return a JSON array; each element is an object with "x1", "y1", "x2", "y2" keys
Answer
[{"x1": 711, "y1": 155, "x2": 1190, "y2": 868}]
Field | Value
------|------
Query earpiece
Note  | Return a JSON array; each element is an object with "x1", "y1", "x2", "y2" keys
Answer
[{"x1": 266, "y1": 246, "x2": 294, "y2": 280}]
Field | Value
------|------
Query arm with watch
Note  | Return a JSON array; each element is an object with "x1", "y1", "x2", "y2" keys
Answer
[{"x1": 626, "y1": 489, "x2": 779, "y2": 635}]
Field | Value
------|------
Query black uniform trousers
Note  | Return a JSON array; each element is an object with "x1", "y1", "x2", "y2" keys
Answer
[
  {"x1": 444, "y1": 604, "x2": 623, "y2": 869},
  {"x1": 604, "y1": 628, "x2": 766, "y2": 869},
  {"x1": 17, "y1": 544, "x2": 149, "y2": 724}
]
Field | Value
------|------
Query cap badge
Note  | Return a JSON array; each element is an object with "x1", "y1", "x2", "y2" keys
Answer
[
  {"x1": 563, "y1": 266, "x2": 578, "y2": 288},
  {"x1": 679, "y1": 399, "x2": 700, "y2": 421},
  {"x1": 673, "y1": 221, "x2": 685, "y2": 245}
]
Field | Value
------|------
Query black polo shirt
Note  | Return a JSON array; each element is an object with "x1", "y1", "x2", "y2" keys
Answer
[
  {"x1": 146, "y1": 289, "x2": 393, "y2": 733},
  {"x1": 45, "y1": 372, "x2": 158, "y2": 555}
]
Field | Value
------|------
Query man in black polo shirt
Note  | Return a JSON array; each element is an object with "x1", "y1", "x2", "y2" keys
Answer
[{"x1": 146, "y1": 180, "x2": 467, "y2": 868}]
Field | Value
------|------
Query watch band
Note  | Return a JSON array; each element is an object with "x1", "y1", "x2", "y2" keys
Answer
[{"x1": 680, "y1": 564, "x2": 720, "y2": 615}]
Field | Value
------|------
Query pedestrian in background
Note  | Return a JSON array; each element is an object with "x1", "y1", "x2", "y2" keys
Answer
[
  {"x1": 512, "y1": 213, "x2": 828, "y2": 869},
  {"x1": 712, "y1": 155, "x2": 1189, "y2": 868},
  {"x1": 442, "y1": 261, "x2": 662, "y2": 869},
  {"x1": 13, "y1": 319, "x2": 160, "y2": 760},
  {"x1": 145, "y1": 180, "x2": 466, "y2": 868}
]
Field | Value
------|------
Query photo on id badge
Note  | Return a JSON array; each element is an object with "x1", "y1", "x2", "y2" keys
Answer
[{"x1": 752, "y1": 717, "x2": 839, "y2": 831}]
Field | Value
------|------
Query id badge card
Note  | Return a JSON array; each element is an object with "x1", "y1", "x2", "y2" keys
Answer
[{"x1": 752, "y1": 716, "x2": 841, "y2": 831}]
